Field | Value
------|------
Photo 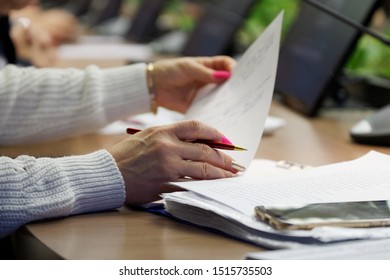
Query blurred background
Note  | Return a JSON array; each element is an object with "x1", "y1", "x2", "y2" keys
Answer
[
  {"x1": 30, "y1": 0, "x2": 390, "y2": 86},
  {"x1": 11, "y1": 0, "x2": 390, "y2": 116},
  {"x1": 36, "y1": 0, "x2": 390, "y2": 78}
]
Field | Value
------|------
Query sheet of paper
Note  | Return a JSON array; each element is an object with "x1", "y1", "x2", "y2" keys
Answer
[
  {"x1": 184, "y1": 12, "x2": 283, "y2": 168},
  {"x1": 172, "y1": 151, "x2": 390, "y2": 217}
]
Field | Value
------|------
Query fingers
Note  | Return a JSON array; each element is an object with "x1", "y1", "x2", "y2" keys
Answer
[
  {"x1": 179, "y1": 160, "x2": 234, "y2": 180},
  {"x1": 142, "y1": 121, "x2": 238, "y2": 178},
  {"x1": 168, "y1": 120, "x2": 224, "y2": 142},
  {"x1": 179, "y1": 141, "x2": 235, "y2": 170},
  {"x1": 163, "y1": 121, "x2": 238, "y2": 178},
  {"x1": 196, "y1": 56, "x2": 237, "y2": 71},
  {"x1": 187, "y1": 57, "x2": 235, "y2": 84}
]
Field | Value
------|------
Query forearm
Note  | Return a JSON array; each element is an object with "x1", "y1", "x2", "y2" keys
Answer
[
  {"x1": 0, "y1": 63, "x2": 150, "y2": 145},
  {"x1": 0, "y1": 150, "x2": 125, "y2": 238}
]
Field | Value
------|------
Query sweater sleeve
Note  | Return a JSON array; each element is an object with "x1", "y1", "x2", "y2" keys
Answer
[
  {"x1": 0, "y1": 149, "x2": 125, "y2": 238},
  {"x1": 0, "y1": 63, "x2": 150, "y2": 145}
]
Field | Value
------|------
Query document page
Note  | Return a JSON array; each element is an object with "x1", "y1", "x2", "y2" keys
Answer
[
  {"x1": 185, "y1": 12, "x2": 283, "y2": 168},
  {"x1": 172, "y1": 151, "x2": 390, "y2": 217}
]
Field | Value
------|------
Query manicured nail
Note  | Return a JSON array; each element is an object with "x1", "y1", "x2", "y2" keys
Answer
[
  {"x1": 232, "y1": 161, "x2": 246, "y2": 173},
  {"x1": 213, "y1": 71, "x2": 231, "y2": 79},
  {"x1": 221, "y1": 136, "x2": 233, "y2": 145}
]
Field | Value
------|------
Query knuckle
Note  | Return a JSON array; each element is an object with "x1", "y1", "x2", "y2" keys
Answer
[
  {"x1": 145, "y1": 126, "x2": 161, "y2": 135},
  {"x1": 152, "y1": 156, "x2": 178, "y2": 178},
  {"x1": 199, "y1": 143, "x2": 211, "y2": 160},
  {"x1": 187, "y1": 120, "x2": 202, "y2": 134},
  {"x1": 158, "y1": 161, "x2": 175, "y2": 179},
  {"x1": 223, "y1": 154, "x2": 233, "y2": 169},
  {"x1": 154, "y1": 138, "x2": 170, "y2": 149},
  {"x1": 147, "y1": 126, "x2": 171, "y2": 140},
  {"x1": 201, "y1": 162, "x2": 209, "y2": 179},
  {"x1": 152, "y1": 140, "x2": 172, "y2": 160}
]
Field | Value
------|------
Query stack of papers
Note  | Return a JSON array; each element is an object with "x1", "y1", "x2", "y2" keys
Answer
[{"x1": 164, "y1": 151, "x2": 390, "y2": 249}]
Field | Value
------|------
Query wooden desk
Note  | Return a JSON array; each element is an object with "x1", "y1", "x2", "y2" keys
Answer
[{"x1": 9, "y1": 101, "x2": 390, "y2": 260}]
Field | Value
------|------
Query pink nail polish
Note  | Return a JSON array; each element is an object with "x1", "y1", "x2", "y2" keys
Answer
[
  {"x1": 221, "y1": 136, "x2": 233, "y2": 145},
  {"x1": 213, "y1": 71, "x2": 231, "y2": 79}
]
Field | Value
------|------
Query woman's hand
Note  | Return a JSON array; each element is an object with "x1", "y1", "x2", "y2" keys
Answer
[
  {"x1": 11, "y1": 5, "x2": 78, "y2": 45},
  {"x1": 153, "y1": 56, "x2": 236, "y2": 113},
  {"x1": 34, "y1": 8, "x2": 78, "y2": 45},
  {"x1": 10, "y1": 5, "x2": 78, "y2": 67},
  {"x1": 108, "y1": 120, "x2": 239, "y2": 205}
]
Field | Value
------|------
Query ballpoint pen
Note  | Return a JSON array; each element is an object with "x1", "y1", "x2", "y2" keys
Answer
[{"x1": 126, "y1": 128, "x2": 247, "y2": 151}]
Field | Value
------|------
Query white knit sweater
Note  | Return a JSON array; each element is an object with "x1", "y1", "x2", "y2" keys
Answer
[{"x1": 0, "y1": 63, "x2": 150, "y2": 237}]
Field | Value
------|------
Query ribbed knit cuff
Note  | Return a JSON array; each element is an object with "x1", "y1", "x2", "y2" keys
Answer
[
  {"x1": 0, "y1": 150, "x2": 125, "y2": 238},
  {"x1": 100, "y1": 63, "x2": 150, "y2": 122},
  {"x1": 56, "y1": 150, "x2": 125, "y2": 215}
]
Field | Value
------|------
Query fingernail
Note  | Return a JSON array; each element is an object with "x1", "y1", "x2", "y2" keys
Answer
[
  {"x1": 213, "y1": 71, "x2": 231, "y2": 79},
  {"x1": 232, "y1": 161, "x2": 246, "y2": 173},
  {"x1": 221, "y1": 136, "x2": 233, "y2": 145}
]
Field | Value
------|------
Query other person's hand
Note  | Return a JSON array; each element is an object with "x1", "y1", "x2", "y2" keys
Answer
[{"x1": 10, "y1": 19, "x2": 57, "y2": 67}]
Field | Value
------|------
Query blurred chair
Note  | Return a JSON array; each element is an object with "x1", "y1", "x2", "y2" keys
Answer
[
  {"x1": 64, "y1": 0, "x2": 92, "y2": 17},
  {"x1": 182, "y1": 0, "x2": 256, "y2": 56},
  {"x1": 80, "y1": 0, "x2": 123, "y2": 27},
  {"x1": 124, "y1": 0, "x2": 166, "y2": 43}
]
